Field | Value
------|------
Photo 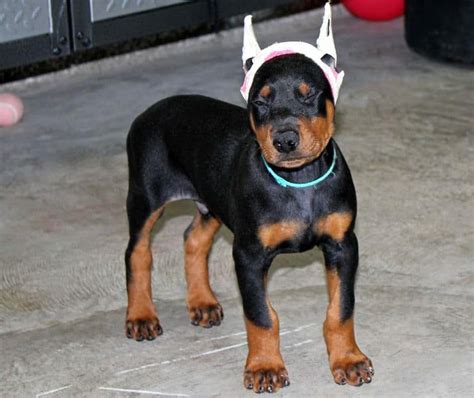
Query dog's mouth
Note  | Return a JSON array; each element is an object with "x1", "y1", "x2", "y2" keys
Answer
[
  {"x1": 266, "y1": 146, "x2": 327, "y2": 169},
  {"x1": 272, "y1": 156, "x2": 315, "y2": 169}
]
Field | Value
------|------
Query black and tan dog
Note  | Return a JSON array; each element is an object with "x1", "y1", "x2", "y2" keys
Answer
[{"x1": 124, "y1": 4, "x2": 373, "y2": 394}]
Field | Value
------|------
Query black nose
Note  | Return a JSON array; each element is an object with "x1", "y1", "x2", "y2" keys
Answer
[{"x1": 273, "y1": 130, "x2": 299, "y2": 153}]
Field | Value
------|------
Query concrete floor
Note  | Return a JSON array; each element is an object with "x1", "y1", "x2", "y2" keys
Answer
[{"x1": 1, "y1": 6, "x2": 473, "y2": 398}]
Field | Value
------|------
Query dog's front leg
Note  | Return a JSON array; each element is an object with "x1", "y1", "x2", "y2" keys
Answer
[
  {"x1": 233, "y1": 244, "x2": 290, "y2": 393},
  {"x1": 321, "y1": 230, "x2": 373, "y2": 386}
]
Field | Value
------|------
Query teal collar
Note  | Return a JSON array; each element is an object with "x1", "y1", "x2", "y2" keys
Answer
[{"x1": 261, "y1": 144, "x2": 337, "y2": 188}]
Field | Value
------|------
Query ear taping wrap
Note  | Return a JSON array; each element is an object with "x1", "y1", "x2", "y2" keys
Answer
[
  {"x1": 317, "y1": 2, "x2": 338, "y2": 64},
  {"x1": 242, "y1": 15, "x2": 260, "y2": 72},
  {"x1": 240, "y1": 2, "x2": 344, "y2": 104}
]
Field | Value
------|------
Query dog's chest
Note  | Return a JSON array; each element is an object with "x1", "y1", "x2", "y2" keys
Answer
[{"x1": 257, "y1": 188, "x2": 329, "y2": 253}]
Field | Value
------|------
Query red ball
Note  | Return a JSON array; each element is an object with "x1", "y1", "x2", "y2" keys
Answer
[{"x1": 342, "y1": 0, "x2": 405, "y2": 22}]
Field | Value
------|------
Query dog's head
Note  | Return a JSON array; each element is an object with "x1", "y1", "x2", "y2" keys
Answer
[
  {"x1": 241, "y1": 2, "x2": 344, "y2": 168},
  {"x1": 248, "y1": 54, "x2": 335, "y2": 168}
]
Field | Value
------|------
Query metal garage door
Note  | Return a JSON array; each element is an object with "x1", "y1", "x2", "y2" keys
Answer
[{"x1": 0, "y1": 0, "x2": 300, "y2": 71}]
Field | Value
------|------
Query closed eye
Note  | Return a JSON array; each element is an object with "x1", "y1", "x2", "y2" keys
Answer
[
  {"x1": 253, "y1": 100, "x2": 267, "y2": 107},
  {"x1": 303, "y1": 91, "x2": 322, "y2": 105}
]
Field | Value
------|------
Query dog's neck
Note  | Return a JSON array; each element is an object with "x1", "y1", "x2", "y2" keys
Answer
[{"x1": 263, "y1": 139, "x2": 336, "y2": 188}]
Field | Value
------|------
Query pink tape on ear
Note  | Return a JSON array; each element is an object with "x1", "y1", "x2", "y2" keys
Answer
[
  {"x1": 264, "y1": 49, "x2": 295, "y2": 61},
  {"x1": 320, "y1": 64, "x2": 344, "y2": 104},
  {"x1": 241, "y1": 50, "x2": 296, "y2": 96}
]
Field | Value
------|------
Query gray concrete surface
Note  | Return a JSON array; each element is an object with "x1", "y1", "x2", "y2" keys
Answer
[{"x1": 1, "y1": 6, "x2": 473, "y2": 397}]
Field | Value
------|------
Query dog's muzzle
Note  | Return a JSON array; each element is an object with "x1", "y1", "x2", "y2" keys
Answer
[{"x1": 272, "y1": 130, "x2": 299, "y2": 153}]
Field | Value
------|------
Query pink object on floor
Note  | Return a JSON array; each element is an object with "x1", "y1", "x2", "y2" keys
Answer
[{"x1": 0, "y1": 93, "x2": 24, "y2": 126}]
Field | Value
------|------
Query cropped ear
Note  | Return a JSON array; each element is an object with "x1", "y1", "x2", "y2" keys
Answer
[
  {"x1": 242, "y1": 15, "x2": 261, "y2": 72},
  {"x1": 316, "y1": 2, "x2": 338, "y2": 66}
]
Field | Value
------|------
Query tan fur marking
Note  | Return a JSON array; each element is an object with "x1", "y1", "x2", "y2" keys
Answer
[
  {"x1": 244, "y1": 297, "x2": 288, "y2": 392},
  {"x1": 245, "y1": 304, "x2": 283, "y2": 370},
  {"x1": 258, "y1": 221, "x2": 305, "y2": 248},
  {"x1": 316, "y1": 212, "x2": 353, "y2": 241},
  {"x1": 259, "y1": 85, "x2": 271, "y2": 98},
  {"x1": 250, "y1": 114, "x2": 276, "y2": 164},
  {"x1": 324, "y1": 270, "x2": 361, "y2": 358},
  {"x1": 324, "y1": 269, "x2": 372, "y2": 385},
  {"x1": 298, "y1": 99, "x2": 335, "y2": 158},
  {"x1": 127, "y1": 208, "x2": 163, "y2": 321},
  {"x1": 299, "y1": 82, "x2": 310, "y2": 96},
  {"x1": 185, "y1": 212, "x2": 221, "y2": 311}
]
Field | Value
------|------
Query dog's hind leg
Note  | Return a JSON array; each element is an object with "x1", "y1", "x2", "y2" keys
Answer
[
  {"x1": 183, "y1": 208, "x2": 223, "y2": 328},
  {"x1": 124, "y1": 118, "x2": 198, "y2": 341},
  {"x1": 125, "y1": 191, "x2": 164, "y2": 341}
]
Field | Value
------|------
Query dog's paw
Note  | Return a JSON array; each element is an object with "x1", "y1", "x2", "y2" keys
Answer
[
  {"x1": 244, "y1": 366, "x2": 290, "y2": 393},
  {"x1": 125, "y1": 317, "x2": 163, "y2": 341},
  {"x1": 331, "y1": 354, "x2": 373, "y2": 386},
  {"x1": 188, "y1": 303, "x2": 224, "y2": 328}
]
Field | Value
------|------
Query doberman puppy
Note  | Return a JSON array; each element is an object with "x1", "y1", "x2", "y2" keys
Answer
[{"x1": 124, "y1": 7, "x2": 373, "y2": 395}]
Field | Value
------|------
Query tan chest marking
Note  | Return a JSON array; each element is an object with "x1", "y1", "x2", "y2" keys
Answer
[
  {"x1": 315, "y1": 212, "x2": 353, "y2": 241},
  {"x1": 258, "y1": 221, "x2": 306, "y2": 248}
]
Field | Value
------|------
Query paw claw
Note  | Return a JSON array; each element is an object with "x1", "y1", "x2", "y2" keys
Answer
[
  {"x1": 188, "y1": 303, "x2": 224, "y2": 328},
  {"x1": 125, "y1": 317, "x2": 162, "y2": 341},
  {"x1": 331, "y1": 356, "x2": 373, "y2": 387},
  {"x1": 244, "y1": 366, "x2": 289, "y2": 393}
]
